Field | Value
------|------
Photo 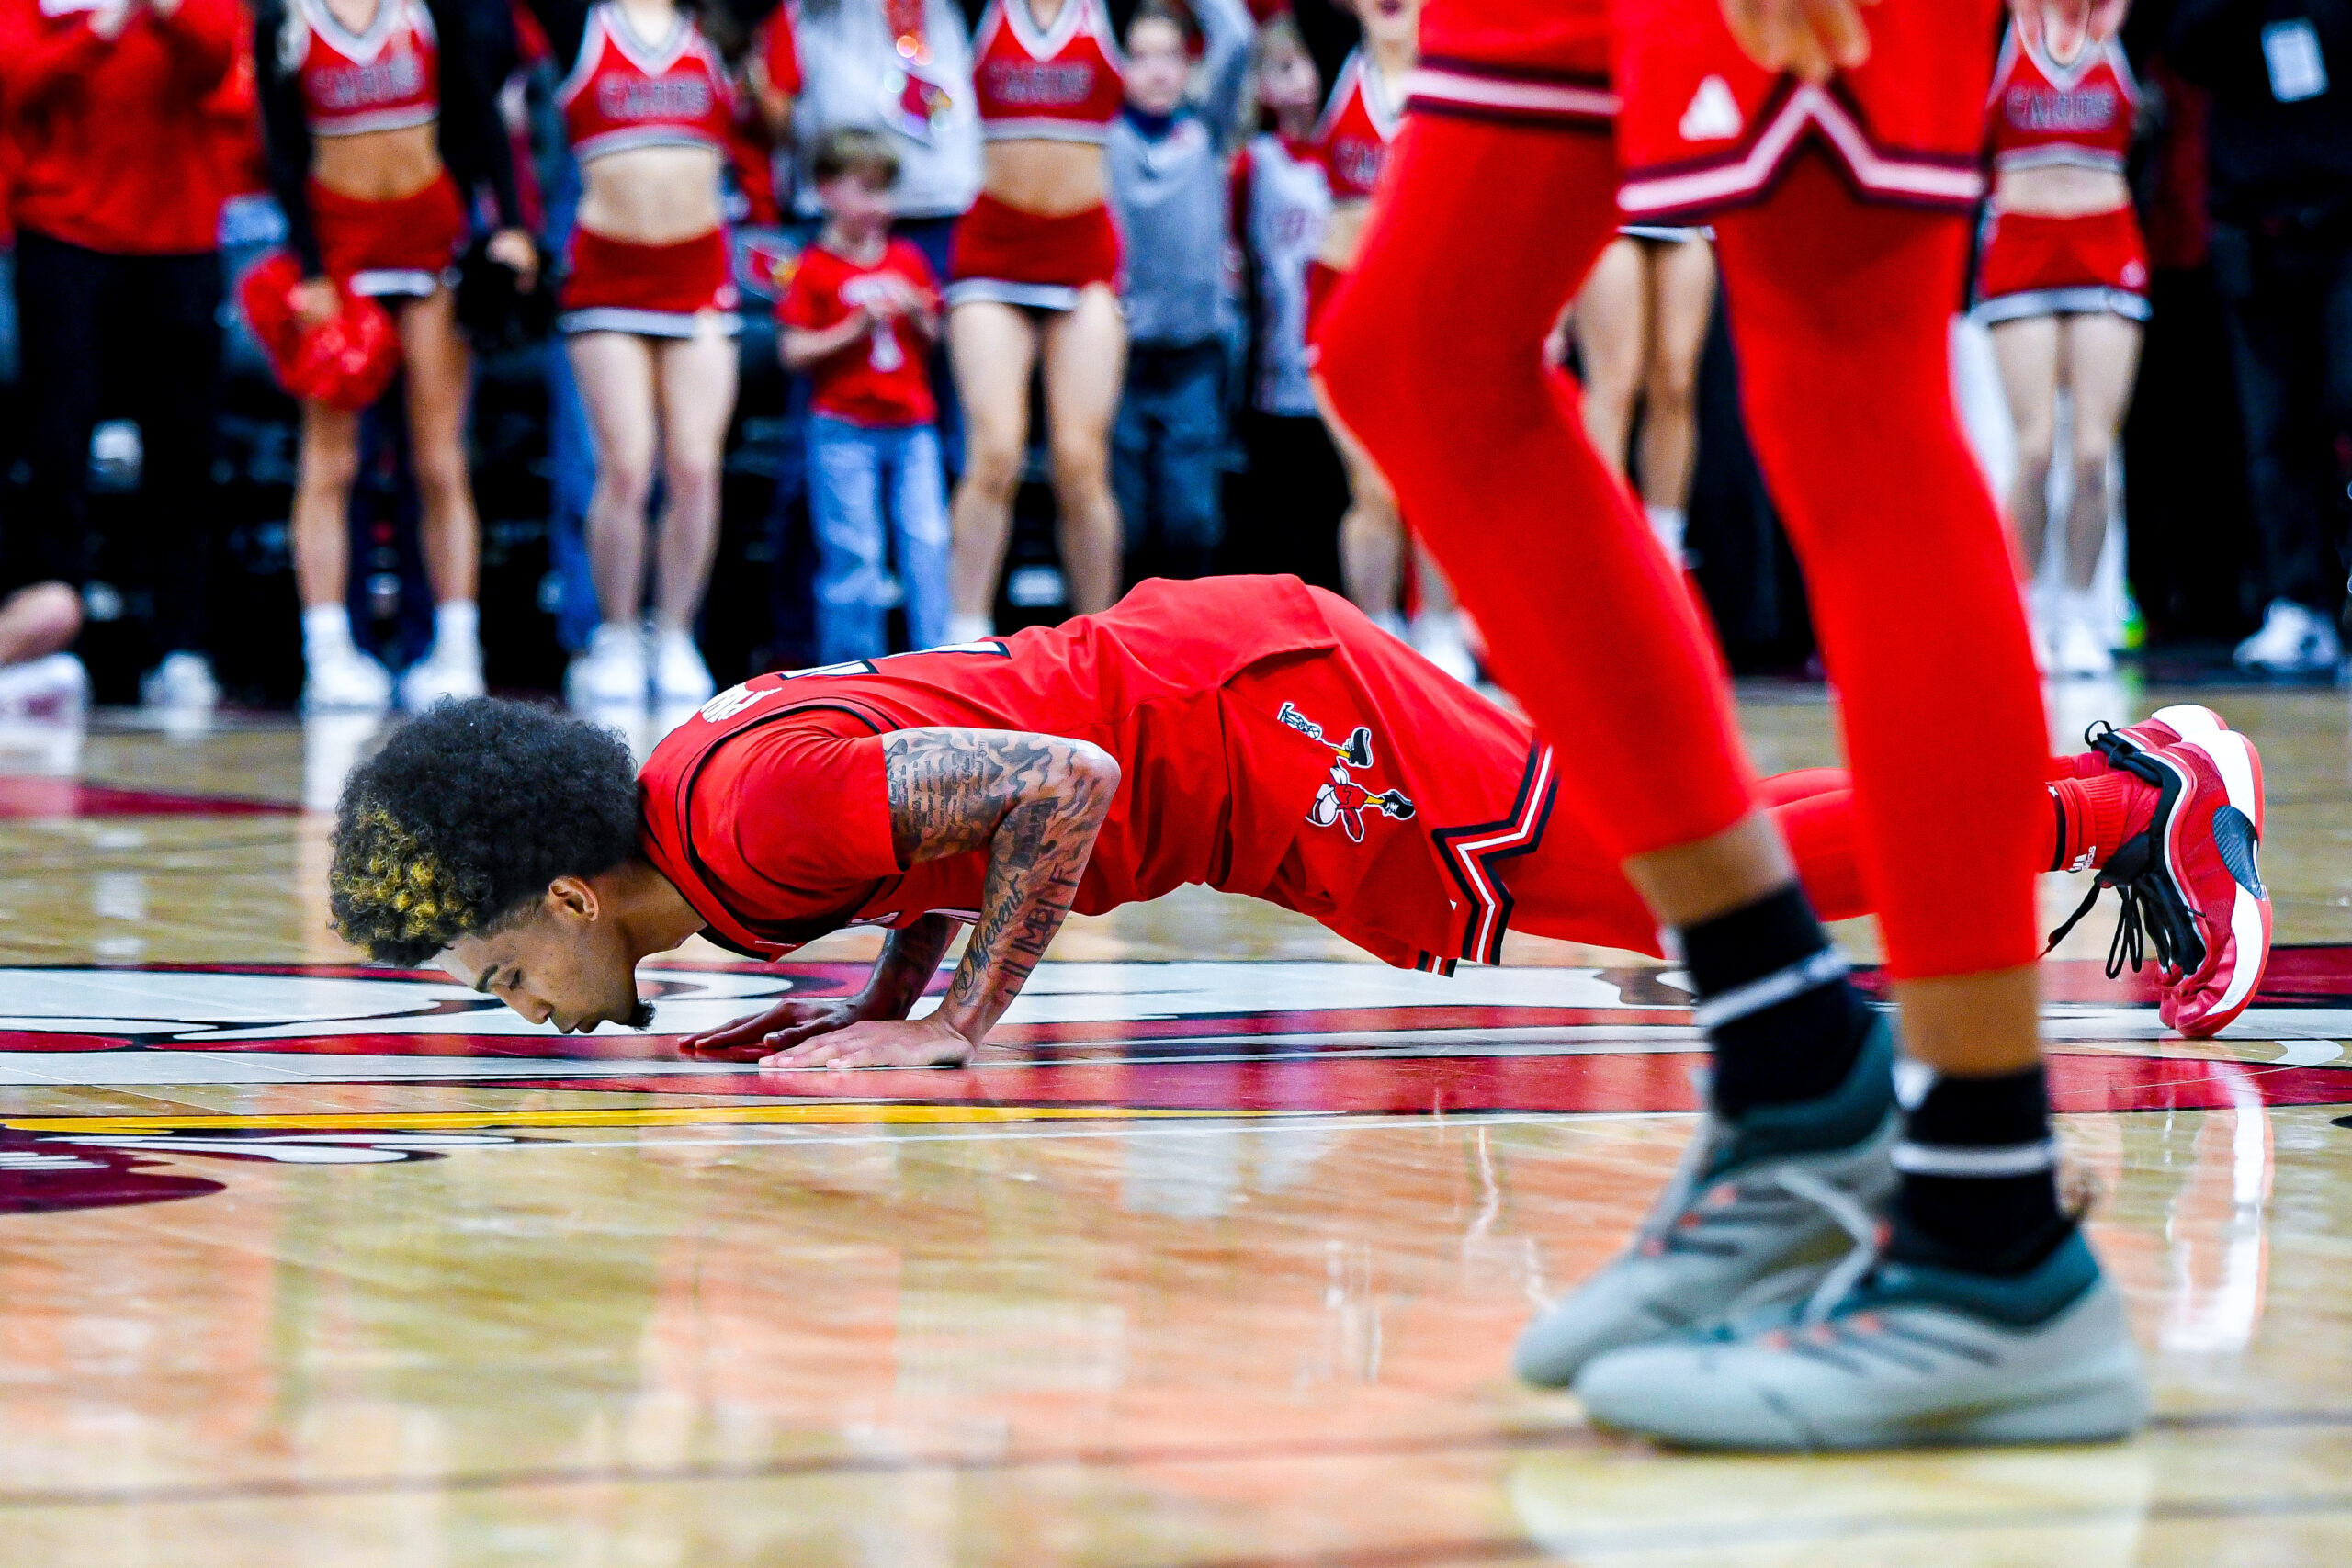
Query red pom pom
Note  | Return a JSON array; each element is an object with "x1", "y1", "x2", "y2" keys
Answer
[
  {"x1": 242, "y1": 254, "x2": 405, "y2": 411},
  {"x1": 287, "y1": 293, "x2": 402, "y2": 412}
]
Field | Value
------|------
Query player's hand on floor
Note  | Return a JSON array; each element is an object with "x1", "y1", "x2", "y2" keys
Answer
[
  {"x1": 677, "y1": 997, "x2": 876, "y2": 1060},
  {"x1": 758, "y1": 1015, "x2": 977, "y2": 1071}
]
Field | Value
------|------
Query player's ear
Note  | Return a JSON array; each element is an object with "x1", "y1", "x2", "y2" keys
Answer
[{"x1": 547, "y1": 876, "x2": 600, "y2": 923}]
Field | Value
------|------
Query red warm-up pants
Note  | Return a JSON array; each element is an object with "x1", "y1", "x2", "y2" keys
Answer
[{"x1": 1317, "y1": 122, "x2": 2049, "y2": 980}]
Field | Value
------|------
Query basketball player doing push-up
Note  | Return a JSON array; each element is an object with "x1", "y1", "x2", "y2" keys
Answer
[{"x1": 326, "y1": 576, "x2": 2265, "y2": 1073}]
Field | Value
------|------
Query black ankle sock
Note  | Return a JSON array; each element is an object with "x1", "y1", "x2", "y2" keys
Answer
[
  {"x1": 1680, "y1": 885, "x2": 1875, "y2": 1119},
  {"x1": 1887, "y1": 1064, "x2": 2071, "y2": 1275}
]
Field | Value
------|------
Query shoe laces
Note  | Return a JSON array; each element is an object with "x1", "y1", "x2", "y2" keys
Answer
[
  {"x1": 2043, "y1": 723, "x2": 2202, "y2": 981},
  {"x1": 1634, "y1": 1117, "x2": 1884, "y2": 1323},
  {"x1": 1673, "y1": 1160, "x2": 1887, "y2": 1327},
  {"x1": 1776, "y1": 1166, "x2": 1883, "y2": 1327},
  {"x1": 1633, "y1": 1114, "x2": 1728, "y2": 1255}
]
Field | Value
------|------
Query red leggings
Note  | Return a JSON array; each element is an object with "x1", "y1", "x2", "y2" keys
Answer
[{"x1": 1319, "y1": 122, "x2": 2047, "y2": 979}]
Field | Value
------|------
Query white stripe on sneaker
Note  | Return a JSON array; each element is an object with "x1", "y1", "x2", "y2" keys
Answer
[
  {"x1": 1691, "y1": 947, "x2": 1852, "y2": 1031},
  {"x1": 1892, "y1": 1138, "x2": 2058, "y2": 1177},
  {"x1": 2166, "y1": 714, "x2": 2267, "y2": 1021}
]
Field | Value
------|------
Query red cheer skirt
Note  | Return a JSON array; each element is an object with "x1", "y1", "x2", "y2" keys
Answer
[
  {"x1": 310, "y1": 173, "x2": 467, "y2": 299},
  {"x1": 945, "y1": 193, "x2": 1123, "y2": 311},
  {"x1": 559, "y1": 226, "x2": 741, "y2": 338},
  {"x1": 1973, "y1": 205, "x2": 2152, "y2": 325}
]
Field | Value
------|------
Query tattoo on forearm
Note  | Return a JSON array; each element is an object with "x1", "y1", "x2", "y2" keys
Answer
[
  {"x1": 882, "y1": 729, "x2": 1118, "y2": 1042},
  {"x1": 863, "y1": 913, "x2": 956, "y2": 1019}
]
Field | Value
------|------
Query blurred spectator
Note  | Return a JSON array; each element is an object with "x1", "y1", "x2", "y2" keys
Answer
[
  {"x1": 786, "y1": 0, "x2": 978, "y2": 270},
  {"x1": 781, "y1": 128, "x2": 950, "y2": 660},
  {"x1": 1231, "y1": 13, "x2": 1345, "y2": 588},
  {"x1": 2167, "y1": 0, "x2": 2352, "y2": 673},
  {"x1": 747, "y1": 2, "x2": 800, "y2": 143},
  {"x1": 0, "y1": 0, "x2": 248, "y2": 711},
  {"x1": 786, "y1": 0, "x2": 980, "y2": 461},
  {"x1": 1108, "y1": 0, "x2": 1253, "y2": 582}
]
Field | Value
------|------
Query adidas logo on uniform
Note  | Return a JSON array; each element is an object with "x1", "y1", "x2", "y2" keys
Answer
[{"x1": 1679, "y1": 75, "x2": 1743, "y2": 141}]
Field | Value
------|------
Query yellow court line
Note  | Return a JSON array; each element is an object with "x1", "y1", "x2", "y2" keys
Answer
[{"x1": 0, "y1": 1104, "x2": 1275, "y2": 1134}]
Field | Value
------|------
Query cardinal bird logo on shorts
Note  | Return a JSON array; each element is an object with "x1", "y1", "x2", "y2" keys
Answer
[{"x1": 1282, "y1": 702, "x2": 1417, "y2": 843}]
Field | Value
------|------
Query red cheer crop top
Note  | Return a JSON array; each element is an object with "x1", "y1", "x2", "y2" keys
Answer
[
  {"x1": 557, "y1": 1, "x2": 733, "y2": 162},
  {"x1": 1985, "y1": 26, "x2": 2139, "y2": 175},
  {"x1": 972, "y1": 0, "x2": 1125, "y2": 145},
  {"x1": 289, "y1": 0, "x2": 440, "y2": 138}
]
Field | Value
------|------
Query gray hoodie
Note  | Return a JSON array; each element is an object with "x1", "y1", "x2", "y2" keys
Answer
[{"x1": 1105, "y1": 0, "x2": 1254, "y2": 346}]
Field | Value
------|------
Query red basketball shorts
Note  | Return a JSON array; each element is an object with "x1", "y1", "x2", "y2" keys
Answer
[
  {"x1": 560, "y1": 227, "x2": 740, "y2": 339},
  {"x1": 1972, "y1": 205, "x2": 2153, "y2": 325},
  {"x1": 946, "y1": 193, "x2": 1124, "y2": 312},
  {"x1": 1406, "y1": 0, "x2": 1999, "y2": 227},
  {"x1": 1613, "y1": 0, "x2": 1999, "y2": 222},
  {"x1": 309, "y1": 173, "x2": 467, "y2": 299}
]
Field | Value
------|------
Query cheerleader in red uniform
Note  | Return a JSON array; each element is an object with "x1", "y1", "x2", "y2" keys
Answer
[
  {"x1": 256, "y1": 0, "x2": 535, "y2": 712},
  {"x1": 531, "y1": 0, "x2": 744, "y2": 709},
  {"x1": 1974, "y1": 22, "x2": 2147, "y2": 679},
  {"x1": 944, "y1": 0, "x2": 1129, "y2": 638},
  {"x1": 1305, "y1": 0, "x2": 1474, "y2": 680}
]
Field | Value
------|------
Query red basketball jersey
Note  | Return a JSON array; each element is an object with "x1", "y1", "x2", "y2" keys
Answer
[
  {"x1": 1985, "y1": 26, "x2": 2139, "y2": 175},
  {"x1": 556, "y1": 2, "x2": 733, "y2": 162},
  {"x1": 1316, "y1": 49, "x2": 1401, "y2": 202},
  {"x1": 287, "y1": 0, "x2": 440, "y2": 138},
  {"x1": 971, "y1": 0, "x2": 1125, "y2": 144},
  {"x1": 639, "y1": 578, "x2": 1343, "y2": 957}
]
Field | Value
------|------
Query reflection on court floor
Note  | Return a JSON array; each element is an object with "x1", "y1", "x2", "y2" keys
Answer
[{"x1": 0, "y1": 696, "x2": 2346, "y2": 1563}]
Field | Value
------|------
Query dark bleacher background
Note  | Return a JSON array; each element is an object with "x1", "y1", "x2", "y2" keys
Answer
[{"x1": 0, "y1": 0, "x2": 2277, "y2": 702}]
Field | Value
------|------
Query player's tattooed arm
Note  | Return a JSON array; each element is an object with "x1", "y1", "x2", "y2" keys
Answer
[
  {"x1": 758, "y1": 728, "x2": 1120, "y2": 1070},
  {"x1": 676, "y1": 913, "x2": 959, "y2": 1061},
  {"x1": 863, "y1": 913, "x2": 960, "y2": 1017}
]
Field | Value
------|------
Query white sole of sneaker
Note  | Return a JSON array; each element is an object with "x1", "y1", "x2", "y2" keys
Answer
[
  {"x1": 2151, "y1": 705, "x2": 2270, "y2": 1029},
  {"x1": 1931, "y1": 1368, "x2": 2153, "y2": 1447}
]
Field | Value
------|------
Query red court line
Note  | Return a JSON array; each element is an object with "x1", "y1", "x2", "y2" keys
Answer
[{"x1": 0, "y1": 778, "x2": 295, "y2": 818}]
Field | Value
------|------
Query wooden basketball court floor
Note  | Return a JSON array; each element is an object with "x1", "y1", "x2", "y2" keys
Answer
[{"x1": 0, "y1": 678, "x2": 2347, "y2": 1566}]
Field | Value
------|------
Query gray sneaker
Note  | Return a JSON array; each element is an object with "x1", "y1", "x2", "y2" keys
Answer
[
  {"x1": 1573, "y1": 1228, "x2": 2150, "y2": 1450},
  {"x1": 1515, "y1": 1019, "x2": 1900, "y2": 1387}
]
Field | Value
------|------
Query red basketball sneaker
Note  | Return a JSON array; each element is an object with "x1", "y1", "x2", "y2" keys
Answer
[{"x1": 2049, "y1": 705, "x2": 2271, "y2": 1037}]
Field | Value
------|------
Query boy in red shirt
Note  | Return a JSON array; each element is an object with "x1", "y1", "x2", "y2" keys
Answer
[{"x1": 780, "y1": 129, "x2": 951, "y2": 663}]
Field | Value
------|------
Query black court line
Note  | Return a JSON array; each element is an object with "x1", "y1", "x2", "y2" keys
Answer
[{"x1": 0, "y1": 1410, "x2": 2347, "y2": 1513}]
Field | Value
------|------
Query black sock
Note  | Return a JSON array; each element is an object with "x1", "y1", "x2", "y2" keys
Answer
[
  {"x1": 1679, "y1": 884, "x2": 1875, "y2": 1119},
  {"x1": 1887, "y1": 1064, "x2": 2071, "y2": 1275}
]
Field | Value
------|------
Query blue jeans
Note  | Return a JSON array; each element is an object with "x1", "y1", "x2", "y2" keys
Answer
[
  {"x1": 808, "y1": 415, "x2": 951, "y2": 661},
  {"x1": 1113, "y1": 339, "x2": 1227, "y2": 578}
]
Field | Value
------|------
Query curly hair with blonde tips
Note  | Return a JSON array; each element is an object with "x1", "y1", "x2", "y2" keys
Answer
[{"x1": 327, "y1": 698, "x2": 642, "y2": 967}]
